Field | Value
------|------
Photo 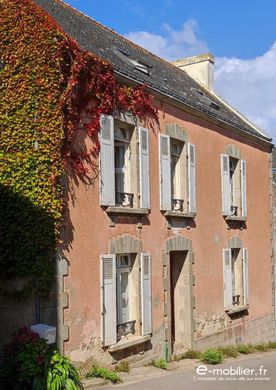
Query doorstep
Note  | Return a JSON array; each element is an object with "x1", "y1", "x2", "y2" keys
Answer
[{"x1": 108, "y1": 335, "x2": 151, "y2": 352}]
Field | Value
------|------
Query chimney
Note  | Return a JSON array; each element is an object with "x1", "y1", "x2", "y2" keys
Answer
[{"x1": 172, "y1": 53, "x2": 215, "y2": 90}]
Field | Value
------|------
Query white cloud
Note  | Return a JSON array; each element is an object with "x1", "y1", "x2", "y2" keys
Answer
[
  {"x1": 125, "y1": 19, "x2": 208, "y2": 60},
  {"x1": 125, "y1": 21, "x2": 276, "y2": 142},
  {"x1": 214, "y1": 43, "x2": 276, "y2": 141}
]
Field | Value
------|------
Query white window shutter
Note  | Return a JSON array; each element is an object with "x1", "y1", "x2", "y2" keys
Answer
[
  {"x1": 99, "y1": 115, "x2": 115, "y2": 206},
  {"x1": 221, "y1": 154, "x2": 231, "y2": 215},
  {"x1": 242, "y1": 248, "x2": 249, "y2": 305},
  {"x1": 139, "y1": 127, "x2": 150, "y2": 209},
  {"x1": 159, "y1": 134, "x2": 171, "y2": 210},
  {"x1": 141, "y1": 253, "x2": 152, "y2": 336},
  {"x1": 241, "y1": 160, "x2": 247, "y2": 217},
  {"x1": 100, "y1": 254, "x2": 116, "y2": 346},
  {"x1": 188, "y1": 143, "x2": 196, "y2": 213},
  {"x1": 223, "y1": 248, "x2": 232, "y2": 310}
]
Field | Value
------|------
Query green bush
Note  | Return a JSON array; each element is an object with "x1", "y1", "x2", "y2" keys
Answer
[
  {"x1": 267, "y1": 341, "x2": 276, "y2": 349},
  {"x1": 218, "y1": 346, "x2": 239, "y2": 358},
  {"x1": 182, "y1": 350, "x2": 202, "y2": 360},
  {"x1": 201, "y1": 349, "x2": 223, "y2": 365},
  {"x1": 150, "y1": 358, "x2": 167, "y2": 369},
  {"x1": 0, "y1": 327, "x2": 83, "y2": 389},
  {"x1": 255, "y1": 343, "x2": 269, "y2": 352},
  {"x1": 86, "y1": 366, "x2": 122, "y2": 383},
  {"x1": 237, "y1": 344, "x2": 254, "y2": 355},
  {"x1": 47, "y1": 352, "x2": 83, "y2": 390},
  {"x1": 114, "y1": 360, "x2": 130, "y2": 373}
]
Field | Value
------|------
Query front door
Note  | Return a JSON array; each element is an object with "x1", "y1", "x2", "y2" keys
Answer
[{"x1": 170, "y1": 251, "x2": 191, "y2": 353}]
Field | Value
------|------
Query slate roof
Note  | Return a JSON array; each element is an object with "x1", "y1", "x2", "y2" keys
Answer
[{"x1": 33, "y1": 0, "x2": 271, "y2": 143}]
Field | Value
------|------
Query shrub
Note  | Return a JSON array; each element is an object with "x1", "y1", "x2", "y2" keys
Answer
[
  {"x1": 254, "y1": 343, "x2": 269, "y2": 352},
  {"x1": 0, "y1": 327, "x2": 83, "y2": 389},
  {"x1": 267, "y1": 341, "x2": 276, "y2": 349},
  {"x1": 182, "y1": 350, "x2": 202, "y2": 360},
  {"x1": 114, "y1": 360, "x2": 130, "y2": 373},
  {"x1": 201, "y1": 349, "x2": 223, "y2": 365},
  {"x1": 150, "y1": 358, "x2": 167, "y2": 369},
  {"x1": 47, "y1": 352, "x2": 83, "y2": 390},
  {"x1": 86, "y1": 366, "x2": 122, "y2": 383},
  {"x1": 218, "y1": 346, "x2": 239, "y2": 358},
  {"x1": 237, "y1": 344, "x2": 254, "y2": 355}
]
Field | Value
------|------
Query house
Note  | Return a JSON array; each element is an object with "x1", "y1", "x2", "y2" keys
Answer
[{"x1": 2, "y1": 0, "x2": 275, "y2": 365}]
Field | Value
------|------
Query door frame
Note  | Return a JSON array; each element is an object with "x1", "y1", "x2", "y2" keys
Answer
[{"x1": 163, "y1": 236, "x2": 195, "y2": 357}]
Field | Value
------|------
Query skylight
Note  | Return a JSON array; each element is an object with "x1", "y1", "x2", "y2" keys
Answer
[
  {"x1": 113, "y1": 47, "x2": 151, "y2": 75},
  {"x1": 191, "y1": 87, "x2": 220, "y2": 110}
]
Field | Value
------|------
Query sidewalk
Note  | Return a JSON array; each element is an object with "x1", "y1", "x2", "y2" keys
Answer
[
  {"x1": 83, "y1": 359, "x2": 198, "y2": 388},
  {"x1": 83, "y1": 350, "x2": 276, "y2": 389}
]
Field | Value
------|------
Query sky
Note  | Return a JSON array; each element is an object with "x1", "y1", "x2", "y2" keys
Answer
[{"x1": 66, "y1": 0, "x2": 276, "y2": 142}]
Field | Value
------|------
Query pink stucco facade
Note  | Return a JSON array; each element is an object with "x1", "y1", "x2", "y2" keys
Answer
[{"x1": 61, "y1": 98, "x2": 275, "y2": 363}]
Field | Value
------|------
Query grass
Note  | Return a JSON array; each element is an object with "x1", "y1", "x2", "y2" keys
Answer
[
  {"x1": 169, "y1": 341, "x2": 276, "y2": 366},
  {"x1": 237, "y1": 344, "x2": 255, "y2": 355},
  {"x1": 217, "y1": 346, "x2": 239, "y2": 358},
  {"x1": 182, "y1": 350, "x2": 202, "y2": 360},
  {"x1": 150, "y1": 358, "x2": 167, "y2": 369},
  {"x1": 148, "y1": 341, "x2": 276, "y2": 371},
  {"x1": 201, "y1": 349, "x2": 223, "y2": 365},
  {"x1": 114, "y1": 360, "x2": 130, "y2": 373},
  {"x1": 86, "y1": 366, "x2": 123, "y2": 383}
]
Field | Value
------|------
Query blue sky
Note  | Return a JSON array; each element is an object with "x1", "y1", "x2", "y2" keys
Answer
[{"x1": 66, "y1": 0, "x2": 276, "y2": 141}]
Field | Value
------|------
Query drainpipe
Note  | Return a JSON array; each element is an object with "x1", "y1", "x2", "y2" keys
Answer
[{"x1": 163, "y1": 342, "x2": 169, "y2": 362}]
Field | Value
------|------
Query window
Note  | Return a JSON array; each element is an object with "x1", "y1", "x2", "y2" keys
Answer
[
  {"x1": 221, "y1": 154, "x2": 247, "y2": 218},
  {"x1": 159, "y1": 134, "x2": 196, "y2": 213},
  {"x1": 114, "y1": 125, "x2": 132, "y2": 207},
  {"x1": 223, "y1": 248, "x2": 249, "y2": 311},
  {"x1": 116, "y1": 255, "x2": 131, "y2": 329},
  {"x1": 171, "y1": 139, "x2": 183, "y2": 210},
  {"x1": 101, "y1": 253, "x2": 152, "y2": 346},
  {"x1": 99, "y1": 115, "x2": 150, "y2": 209}
]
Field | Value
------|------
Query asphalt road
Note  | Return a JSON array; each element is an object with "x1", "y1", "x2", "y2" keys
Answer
[{"x1": 95, "y1": 352, "x2": 276, "y2": 390}]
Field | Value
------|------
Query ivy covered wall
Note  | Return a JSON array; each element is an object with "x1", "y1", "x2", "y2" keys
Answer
[{"x1": 0, "y1": 0, "x2": 157, "y2": 297}]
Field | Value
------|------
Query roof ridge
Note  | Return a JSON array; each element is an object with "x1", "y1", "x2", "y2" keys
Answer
[{"x1": 48, "y1": 0, "x2": 203, "y2": 84}]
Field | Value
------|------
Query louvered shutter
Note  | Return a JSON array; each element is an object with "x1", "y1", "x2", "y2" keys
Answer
[
  {"x1": 141, "y1": 253, "x2": 152, "y2": 336},
  {"x1": 159, "y1": 134, "x2": 171, "y2": 210},
  {"x1": 99, "y1": 115, "x2": 115, "y2": 206},
  {"x1": 223, "y1": 248, "x2": 233, "y2": 310},
  {"x1": 139, "y1": 127, "x2": 150, "y2": 209},
  {"x1": 100, "y1": 254, "x2": 116, "y2": 346},
  {"x1": 241, "y1": 160, "x2": 247, "y2": 217},
  {"x1": 242, "y1": 248, "x2": 249, "y2": 305},
  {"x1": 188, "y1": 143, "x2": 196, "y2": 213},
  {"x1": 221, "y1": 154, "x2": 231, "y2": 215}
]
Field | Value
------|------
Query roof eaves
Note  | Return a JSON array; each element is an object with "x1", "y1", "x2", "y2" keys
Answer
[{"x1": 114, "y1": 69, "x2": 272, "y2": 144}]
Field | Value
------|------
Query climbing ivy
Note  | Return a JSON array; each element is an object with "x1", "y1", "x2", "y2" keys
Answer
[{"x1": 0, "y1": 0, "x2": 158, "y2": 296}]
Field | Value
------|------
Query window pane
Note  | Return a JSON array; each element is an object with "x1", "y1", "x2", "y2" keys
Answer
[{"x1": 117, "y1": 270, "x2": 129, "y2": 324}]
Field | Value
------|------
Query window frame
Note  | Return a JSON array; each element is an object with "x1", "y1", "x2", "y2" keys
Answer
[
  {"x1": 223, "y1": 247, "x2": 249, "y2": 314},
  {"x1": 221, "y1": 152, "x2": 247, "y2": 220},
  {"x1": 100, "y1": 114, "x2": 151, "y2": 212}
]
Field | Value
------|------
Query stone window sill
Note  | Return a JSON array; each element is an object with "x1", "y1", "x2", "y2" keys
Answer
[
  {"x1": 108, "y1": 335, "x2": 151, "y2": 352},
  {"x1": 164, "y1": 211, "x2": 196, "y2": 218},
  {"x1": 226, "y1": 305, "x2": 249, "y2": 315},
  {"x1": 106, "y1": 207, "x2": 149, "y2": 215},
  {"x1": 224, "y1": 215, "x2": 247, "y2": 222}
]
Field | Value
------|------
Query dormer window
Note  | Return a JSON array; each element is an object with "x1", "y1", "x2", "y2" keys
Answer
[{"x1": 113, "y1": 47, "x2": 151, "y2": 75}]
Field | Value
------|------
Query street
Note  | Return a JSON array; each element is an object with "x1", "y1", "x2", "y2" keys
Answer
[{"x1": 94, "y1": 352, "x2": 276, "y2": 390}]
